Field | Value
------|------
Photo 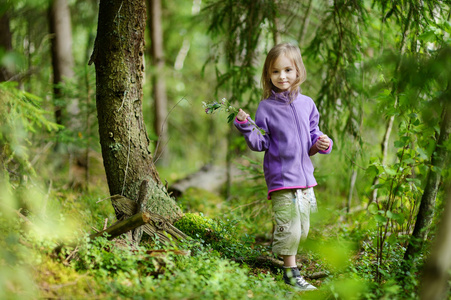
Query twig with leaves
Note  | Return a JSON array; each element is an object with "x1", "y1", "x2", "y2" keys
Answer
[{"x1": 203, "y1": 98, "x2": 266, "y2": 135}]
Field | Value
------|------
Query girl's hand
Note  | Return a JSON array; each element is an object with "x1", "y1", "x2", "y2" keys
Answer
[
  {"x1": 236, "y1": 109, "x2": 250, "y2": 122},
  {"x1": 316, "y1": 135, "x2": 330, "y2": 151}
]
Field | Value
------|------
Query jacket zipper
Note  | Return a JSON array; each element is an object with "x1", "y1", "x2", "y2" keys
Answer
[{"x1": 290, "y1": 103, "x2": 308, "y2": 184}]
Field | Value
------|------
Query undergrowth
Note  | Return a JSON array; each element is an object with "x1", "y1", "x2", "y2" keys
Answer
[{"x1": 0, "y1": 174, "x2": 444, "y2": 299}]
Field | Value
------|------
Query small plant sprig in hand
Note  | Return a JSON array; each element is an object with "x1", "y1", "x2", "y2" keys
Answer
[{"x1": 203, "y1": 98, "x2": 266, "y2": 135}]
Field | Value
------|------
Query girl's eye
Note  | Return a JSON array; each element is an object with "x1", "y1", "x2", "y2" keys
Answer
[
  {"x1": 286, "y1": 68, "x2": 292, "y2": 72},
  {"x1": 272, "y1": 70, "x2": 278, "y2": 74}
]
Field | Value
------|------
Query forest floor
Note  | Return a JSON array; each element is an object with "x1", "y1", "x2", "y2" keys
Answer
[{"x1": 1, "y1": 169, "x2": 433, "y2": 300}]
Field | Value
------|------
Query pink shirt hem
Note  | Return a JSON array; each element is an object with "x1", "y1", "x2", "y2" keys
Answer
[{"x1": 267, "y1": 185, "x2": 317, "y2": 199}]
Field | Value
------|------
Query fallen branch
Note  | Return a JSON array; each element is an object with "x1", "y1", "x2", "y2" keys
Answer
[
  {"x1": 54, "y1": 208, "x2": 187, "y2": 257},
  {"x1": 110, "y1": 194, "x2": 188, "y2": 243},
  {"x1": 89, "y1": 211, "x2": 153, "y2": 240}
]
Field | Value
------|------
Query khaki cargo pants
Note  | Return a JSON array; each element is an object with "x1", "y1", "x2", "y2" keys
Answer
[{"x1": 271, "y1": 188, "x2": 317, "y2": 256}]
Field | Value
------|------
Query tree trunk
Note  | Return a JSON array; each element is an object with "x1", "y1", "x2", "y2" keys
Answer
[
  {"x1": 0, "y1": 12, "x2": 13, "y2": 82},
  {"x1": 298, "y1": 0, "x2": 313, "y2": 45},
  {"x1": 49, "y1": 0, "x2": 90, "y2": 188},
  {"x1": 420, "y1": 185, "x2": 451, "y2": 300},
  {"x1": 370, "y1": 114, "x2": 394, "y2": 204},
  {"x1": 49, "y1": 0, "x2": 75, "y2": 126},
  {"x1": 347, "y1": 168, "x2": 357, "y2": 213},
  {"x1": 403, "y1": 100, "x2": 451, "y2": 262},
  {"x1": 370, "y1": 5, "x2": 412, "y2": 206},
  {"x1": 148, "y1": 0, "x2": 169, "y2": 164},
  {"x1": 89, "y1": 0, "x2": 181, "y2": 223}
]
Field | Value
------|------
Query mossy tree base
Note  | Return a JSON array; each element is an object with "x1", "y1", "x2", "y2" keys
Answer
[
  {"x1": 110, "y1": 194, "x2": 186, "y2": 243},
  {"x1": 89, "y1": 0, "x2": 182, "y2": 223}
]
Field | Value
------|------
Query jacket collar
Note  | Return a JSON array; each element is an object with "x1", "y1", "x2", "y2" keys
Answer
[{"x1": 270, "y1": 90, "x2": 299, "y2": 103}]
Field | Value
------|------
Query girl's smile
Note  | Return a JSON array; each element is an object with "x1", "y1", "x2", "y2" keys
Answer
[{"x1": 270, "y1": 54, "x2": 297, "y2": 92}]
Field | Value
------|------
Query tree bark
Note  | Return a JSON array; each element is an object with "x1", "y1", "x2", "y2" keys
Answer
[
  {"x1": 420, "y1": 186, "x2": 451, "y2": 300},
  {"x1": 132, "y1": 180, "x2": 149, "y2": 243},
  {"x1": 0, "y1": 12, "x2": 13, "y2": 82},
  {"x1": 49, "y1": 0, "x2": 75, "y2": 126},
  {"x1": 148, "y1": 0, "x2": 169, "y2": 164},
  {"x1": 370, "y1": 115, "x2": 394, "y2": 204},
  {"x1": 89, "y1": 0, "x2": 181, "y2": 223},
  {"x1": 403, "y1": 100, "x2": 451, "y2": 262},
  {"x1": 347, "y1": 168, "x2": 357, "y2": 213}
]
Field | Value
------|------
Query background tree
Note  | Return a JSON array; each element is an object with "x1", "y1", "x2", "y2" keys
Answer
[
  {"x1": 49, "y1": 0, "x2": 75, "y2": 127},
  {"x1": 420, "y1": 185, "x2": 451, "y2": 300},
  {"x1": 1, "y1": 0, "x2": 451, "y2": 298},
  {"x1": 89, "y1": 0, "x2": 181, "y2": 222},
  {"x1": 147, "y1": 0, "x2": 169, "y2": 165},
  {"x1": 403, "y1": 83, "x2": 451, "y2": 267},
  {"x1": 203, "y1": 0, "x2": 279, "y2": 197},
  {"x1": 0, "y1": 10, "x2": 13, "y2": 82}
]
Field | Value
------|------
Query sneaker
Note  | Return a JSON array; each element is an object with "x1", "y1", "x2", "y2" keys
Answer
[{"x1": 283, "y1": 267, "x2": 317, "y2": 291}]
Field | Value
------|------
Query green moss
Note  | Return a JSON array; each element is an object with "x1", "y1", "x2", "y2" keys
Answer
[
  {"x1": 174, "y1": 213, "x2": 261, "y2": 260},
  {"x1": 108, "y1": 142, "x2": 123, "y2": 152},
  {"x1": 174, "y1": 212, "x2": 216, "y2": 241}
]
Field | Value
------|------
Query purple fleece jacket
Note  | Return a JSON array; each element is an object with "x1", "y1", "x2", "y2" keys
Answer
[{"x1": 234, "y1": 91, "x2": 333, "y2": 198}]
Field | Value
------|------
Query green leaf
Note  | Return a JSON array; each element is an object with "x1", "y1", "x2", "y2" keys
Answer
[
  {"x1": 368, "y1": 203, "x2": 378, "y2": 215},
  {"x1": 406, "y1": 177, "x2": 421, "y2": 186},
  {"x1": 386, "y1": 210, "x2": 394, "y2": 219},
  {"x1": 384, "y1": 167, "x2": 397, "y2": 176},
  {"x1": 227, "y1": 112, "x2": 237, "y2": 123},
  {"x1": 387, "y1": 233, "x2": 398, "y2": 245},
  {"x1": 419, "y1": 31, "x2": 436, "y2": 43},
  {"x1": 374, "y1": 214, "x2": 387, "y2": 224},
  {"x1": 366, "y1": 164, "x2": 380, "y2": 176},
  {"x1": 394, "y1": 140, "x2": 405, "y2": 148},
  {"x1": 403, "y1": 158, "x2": 415, "y2": 164},
  {"x1": 416, "y1": 147, "x2": 429, "y2": 160}
]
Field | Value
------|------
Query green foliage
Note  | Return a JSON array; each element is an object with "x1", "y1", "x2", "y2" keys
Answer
[
  {"x1": 1, "y1": 207, "x2": 283, "y2": 299},
  {"x1": 348, "y1": 236, "x2": 421, "y2": 299},
  {"x1": 0, "y1": 203, "x2": 36, "y2": 299},
  {"x1": 305, "y1": 0, "x2": 367, "y2": 136},
  {"x1": 203, "y1": 0, "x2": 278, "y2": 108},
  {"x1": 175, "y1": 212, "x2": 263, "y2": 260},
  {"x1": 71, "y1": 235, "x2": 282, "y2": 299},
  {"x1": 2, "y1": 0, "x2": 451, "y2": 299},
  {"x1": 0, "y1": 82, "x2": 61, "y2": 183},
  {"x1": 365, "y1": 42, "x2": 451, "y2": 282}
]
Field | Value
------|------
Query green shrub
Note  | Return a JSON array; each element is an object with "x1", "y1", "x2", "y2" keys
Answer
[
  {"x1": 174, "y1": 213, "x2": 264, "y2": 260},
  {"x1": 174, "y1": 212, "x2": 216, "y2": 240},
  {"x1": 0, "y1": 81, "x2": 60, "y2": 185}
]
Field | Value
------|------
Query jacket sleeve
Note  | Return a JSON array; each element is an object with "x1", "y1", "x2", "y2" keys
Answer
[
  {"x1": 233, "y1": 105, "x2": 270, "y2": 152},
  {"x1": 309, "y1": 101, "x2": 333, "y2": 155}
]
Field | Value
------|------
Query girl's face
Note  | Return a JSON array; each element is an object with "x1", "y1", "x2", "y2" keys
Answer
[{"x1": 270, "y1": 54, "x2": 297, "y2": 92}]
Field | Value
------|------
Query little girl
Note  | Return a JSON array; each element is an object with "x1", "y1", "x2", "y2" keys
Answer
[{"x1": 234, "y1": 43, "x2": 332, "y2": 291}]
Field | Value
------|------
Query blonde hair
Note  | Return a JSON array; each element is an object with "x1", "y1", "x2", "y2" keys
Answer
[{"x1": 261, "y1": 43, "x2": 307, "y2": 100}]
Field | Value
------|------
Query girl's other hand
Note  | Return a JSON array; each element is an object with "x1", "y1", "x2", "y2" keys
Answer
[
  {"x1": 237, "y1": 109, "x2": 250, "y2": 122},
  {"x1": 316, "y1": 135, "x2": 330, "y2": 151}
]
